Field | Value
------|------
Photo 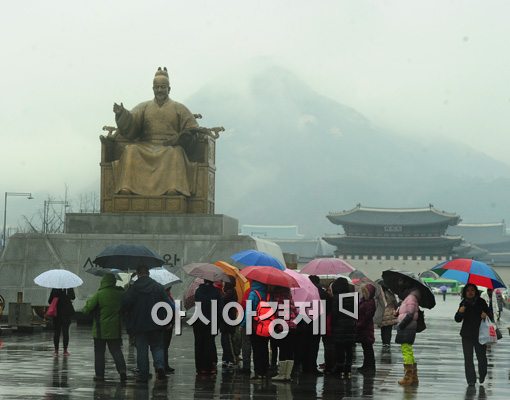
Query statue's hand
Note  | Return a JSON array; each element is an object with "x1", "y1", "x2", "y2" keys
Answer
[{"x1": 113, "y1": 102, "x2": 125, "y2": 115}]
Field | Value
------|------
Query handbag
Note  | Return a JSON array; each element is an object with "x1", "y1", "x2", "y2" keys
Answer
[
  {"x1": 479, "y1": 319, "x2": 498, "y2": 345},
  {"x1": 494, "y1": 322, "x2": 503, "y2": 340},
  {"x1": 495, "y1": 327, "x2": 503, "y2": 340},
  {"x1": 416, "y1": 309, "x2": 426, "y2": 333},
  {"x1": 45, "y1": 297, "x2": 59, "y2": 318},
  {"x1": 490, "y1": 317, "x2": 503, "y2": 340}
]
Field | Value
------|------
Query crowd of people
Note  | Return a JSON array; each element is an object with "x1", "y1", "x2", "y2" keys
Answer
[{"x1": 47, "y1": 265, "x2": 504, "y2": 388}]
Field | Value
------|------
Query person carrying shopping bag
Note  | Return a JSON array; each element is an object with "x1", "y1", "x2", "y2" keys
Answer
[{"x1": 454, "y1": 283, "x2": 492, "y2": 386}]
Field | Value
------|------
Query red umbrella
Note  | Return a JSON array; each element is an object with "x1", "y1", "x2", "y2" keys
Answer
[
  {"x1": 241, "y1": 266, "x2": 299, "y2": 288},
  {"x1": 300, "y1": 258, "x2": 355, "y2": 275}
]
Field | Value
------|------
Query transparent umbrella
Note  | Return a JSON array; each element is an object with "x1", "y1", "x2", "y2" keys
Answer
[{"x1": 34, "y1": 269, "x2": 83, "y2": 289}]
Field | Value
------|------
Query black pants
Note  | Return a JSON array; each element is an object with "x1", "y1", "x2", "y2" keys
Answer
[
  {"x1": 221, "y1": 330, "x2": 235, "y2": 363},
  {"x1": 461, "y1": 336, "x2": 487, "y2": 384},
  {"x1": 295, "y1": 324, "x2": 321, "y2": 372},
  {"x1": 93, "y1": 338, "x2": 127, "y2": 377},
  {"x1": 251, "y1": 334, "x2": 269, "y2": 376},
  {"x1": 163, "y1": 328, "x2": 173, "y2": 368},
  {"x1": 380, "y1": 325, "x2": 393, "y2": 345},
  {"x1": 276, "y1": 332, "x2": 295, "y2": 361},
  {"x1": 322, "y1": 335, "x2": 336, "y2": 371},
  {"x1": 335, "y1": 342, "x2": 354, "y2": 373},
  {"x1": 360, "y1": 341, "x2": 375, "y2": 368},
  {"x1": 53, "y1": 317, "x2": 71, "y2": 351},
  {"x1": 241, "y1": 327, "x2": 252, "y2": 370},
  {"x1": 270, "y1": 337, "x2": 278, "y2": 366},
  {"x1": 193, "y1": 323, "x2": 217, "y2": 372}
]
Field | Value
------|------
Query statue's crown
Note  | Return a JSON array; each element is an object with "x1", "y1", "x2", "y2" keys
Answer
[{"x1": 155, "y1": 67, "x2": 169, "y2": 79}]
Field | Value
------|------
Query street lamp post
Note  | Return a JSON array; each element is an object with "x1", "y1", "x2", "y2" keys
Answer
[{"x1": 2, "y1": 192, "x2": 33, "y2": 252}]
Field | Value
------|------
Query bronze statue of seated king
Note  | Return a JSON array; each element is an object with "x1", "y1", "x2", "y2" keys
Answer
[{"x1": 99, "y1": 67, "x2": 223, "y2": 214}]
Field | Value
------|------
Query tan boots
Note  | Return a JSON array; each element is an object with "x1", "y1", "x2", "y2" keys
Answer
[
  {"x1": 398, "y1": 363, "x2": 419, "y2": 386},
  {"x1": 272, "y1": 360, "x2": 294, "y2": 382},
  {"x1": 412, "y1": 363, "x2": 419, "y2": 384}
]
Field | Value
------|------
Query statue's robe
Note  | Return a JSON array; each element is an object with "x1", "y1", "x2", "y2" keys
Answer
[{"x1": 112, "y1": 98, "x2": 198, "y2": 196}]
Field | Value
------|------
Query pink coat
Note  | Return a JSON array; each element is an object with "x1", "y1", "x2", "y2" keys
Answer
[
  {"x1": 397, "y1": 290, "x2": 419, "y2": 323},
  {"x1": 395, "y1": 289, "x2": 420, "y2": 344}
]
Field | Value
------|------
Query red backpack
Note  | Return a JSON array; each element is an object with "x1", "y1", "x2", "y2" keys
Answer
[{"x1": 253, "y1": 290, "x2": 276, "y2": 337}]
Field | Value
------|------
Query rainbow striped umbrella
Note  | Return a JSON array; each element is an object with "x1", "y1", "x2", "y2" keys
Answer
[{"x1": 431, "y1": 259, "x2": 506, "y2": 289}]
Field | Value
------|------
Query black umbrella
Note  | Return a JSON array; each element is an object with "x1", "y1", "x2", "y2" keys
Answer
[
  {"x1": 382, "y1": 269, "x2": 436, "y2": 309},
  {"x1": 92, "y1": 244, "x2": 165, "y2": 271}
]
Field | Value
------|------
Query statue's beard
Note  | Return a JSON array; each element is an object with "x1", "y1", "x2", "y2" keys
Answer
[{"x1": 155, "y1": 94, "x2": 168, "y2": 105}]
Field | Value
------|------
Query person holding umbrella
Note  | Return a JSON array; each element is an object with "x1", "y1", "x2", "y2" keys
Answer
[
  {"x1": 193, "y1": 279, "x2": 223, "y2": 375},
  {"x1": 121, "y1": 265, "x2": 174, "y2": 383},
  {"x1": 81, "y1": 273, "x2": 127, "y2": 382},
  {"x1": 393, "y1": 279, "x2": 420, "y2": 386},
  {"x1": 382, "y1": 270, "x2": 436, "y2": 387},
  {"x1": 48, "y1": 288, "x2": 75, "y2": 356},
  {"x1": 220, "y1": 277, "x2": 238, "y2": 370},
  {"x1": 330, "y1": 277, "x2": 356, "y2": 380},
  {"x1": 454, "y1": 283, "x2": 491, "y2": 386},
  {"x1": 270, "y1": 285, "x2": 298, "y2": 382},
  {"x1": 355, "y1": 283, "x2": 377, "y2": 374},
  {"x1": 35, "y1": 269, "x2": 82, "y2": 357},
  {"x1": 244, "y1": 279, "x2": 271, "y2": 379}
]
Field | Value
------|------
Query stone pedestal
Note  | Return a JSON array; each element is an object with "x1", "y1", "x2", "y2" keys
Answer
[
  {"x1": 65, "y1": 213, "x2": 239, "y2": 235},
  {"x1": 0, "y1": 213, "x2": 284, "y2": 313}
]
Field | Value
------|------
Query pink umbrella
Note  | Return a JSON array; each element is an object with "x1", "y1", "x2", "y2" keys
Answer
[
  {"x1": 183, "y1": 278, "x2": 203, "y2": 310},
  {"x1": 300, "y1": 258, "x2": 355, "y2": 275},
  {"x1": 284, "y1": 269, "x2": 322, "y2": 319}
]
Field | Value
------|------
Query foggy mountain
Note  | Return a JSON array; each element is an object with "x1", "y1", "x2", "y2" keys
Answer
[{"x1": 187, "y1": 65, "x2": 510, "y2": 237}]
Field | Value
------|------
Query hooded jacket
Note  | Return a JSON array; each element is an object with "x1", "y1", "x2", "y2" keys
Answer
[
  {"x1": 82, "y1": 274, "x2": 124, "y2": 339},
  {"x1": 356, "y1": 284, "x2": 376, "y2": 344},
  {"x1": 121, "y1": 275, "x2": 173, "y2": 334},
  {"x1": 379, "y1": 288, "x2": 398, "y2": 327},
  {"x1": 395, "y1": 288, "x2": 420, "y2": 344}
]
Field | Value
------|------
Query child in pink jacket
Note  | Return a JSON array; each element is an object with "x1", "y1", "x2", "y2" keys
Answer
[{"x1": 395, "y1": 287, "x2": 420, "y2": 386}]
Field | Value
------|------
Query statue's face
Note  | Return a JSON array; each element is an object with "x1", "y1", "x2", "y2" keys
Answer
[{"x1": 153, "y1": 81, "x2": 170, "y2": 102}]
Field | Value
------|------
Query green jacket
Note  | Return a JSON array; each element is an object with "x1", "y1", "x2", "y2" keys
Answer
[{"x1": 82, "y1": 274, "x2": 125, "y2": 339}]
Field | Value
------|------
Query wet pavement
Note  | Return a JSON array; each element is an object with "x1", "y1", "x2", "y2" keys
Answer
[{"x1": 0, "y1": 295, "x2": 509, "y2": 399}]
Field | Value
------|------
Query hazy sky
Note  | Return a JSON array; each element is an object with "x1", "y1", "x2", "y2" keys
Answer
[{"x1": 2, "y1": 0, "x2": 510, "y2": 227}]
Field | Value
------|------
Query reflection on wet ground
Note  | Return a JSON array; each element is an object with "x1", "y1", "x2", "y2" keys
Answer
[{"x1": 0, "y1": 296, "x2": 508, "y2": 399}]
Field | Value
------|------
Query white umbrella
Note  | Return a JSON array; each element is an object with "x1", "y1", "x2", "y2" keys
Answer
[
  {"x1": 149, "y1": 267, "x2": 182, "y2": 288},
  {"x1": 131, "y1": 267, "x2": 182, "y2": 289},
  {"x1": 34, "y1": 269, "x2": 83, "y2": 289}
]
